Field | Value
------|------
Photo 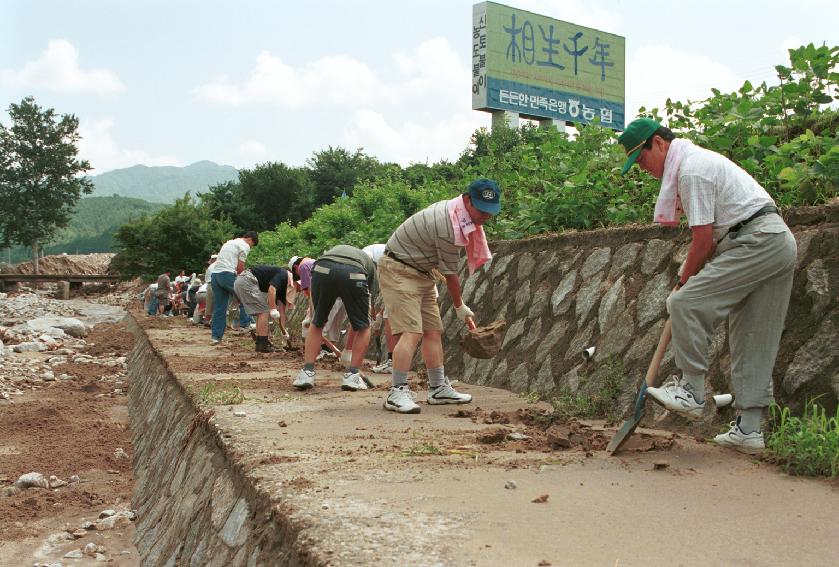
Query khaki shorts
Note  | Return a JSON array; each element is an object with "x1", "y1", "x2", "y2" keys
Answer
[
  {"x1": 233, "y1": 271, "x2": 268, "y2": 315},
  {"x1": 378, "y1": 255, "x2": 442, "y2": 335}
]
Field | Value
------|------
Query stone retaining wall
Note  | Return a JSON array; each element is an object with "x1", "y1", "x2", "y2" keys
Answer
[
  {"x1": 126, "y1": 316, "x2": 321, "y2": 567},
  {"x1": 440, "y1": 203, "x2": 839, "y2": 419}
]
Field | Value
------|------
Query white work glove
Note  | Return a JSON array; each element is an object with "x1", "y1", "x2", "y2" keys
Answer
[
  {"x1": 455, "y1": 303, "x2": 475, "y2": 322},
  {"x1": 282, "y1": 330, "x2": 291, "y2": 341},
  {"x1": 269, "y1": 308, "x2": 280, "y2": 320},
  {"x1": 302, "y1": 316, "x2": 311, "y2": 328}
]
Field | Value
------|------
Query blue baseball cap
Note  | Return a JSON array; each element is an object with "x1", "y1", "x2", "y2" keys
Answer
[{"x1": 467, "y1": 178, "x2": 502, "y2": 215}]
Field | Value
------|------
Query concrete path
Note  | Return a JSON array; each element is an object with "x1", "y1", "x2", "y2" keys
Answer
[{"x1": 140, "y1": 317, "x2": 839, "y2": 567}]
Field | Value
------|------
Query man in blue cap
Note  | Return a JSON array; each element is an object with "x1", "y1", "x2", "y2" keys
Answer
[
  {"x1": 378, "y1": 179, "x2": 501, "y2": 414},
  {"x1": 618, "y1": 118, "x2": 796, "y2": 453}
]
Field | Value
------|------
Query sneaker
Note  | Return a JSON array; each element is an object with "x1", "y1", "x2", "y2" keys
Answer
[
  {"x1": 293, "y1": 368, "x2": 315, "y2": 390},
  {"x1": 713, "y1": 419, "x2": 765, "y2": 454},
  {"x1": 341, "y1": 371, "x2": 368, "y2": 392},
  {"x1": 427, "y1": 381, "x2": 472, "y2": 405},
  {"x1": 646, "y1": 375, "x2": 704, "y2": 419},
  {"x1": 372, "y1": 359, "x2": 393, "y2": 374},
  {"x1": 211, "y1": 338, "x2": 221, "y2": 345},
  {"x1": 383, "y1": 385, "x2": 421, "y2": 414}
]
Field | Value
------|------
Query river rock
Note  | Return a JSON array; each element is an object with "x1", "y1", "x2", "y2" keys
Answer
[
  {"x1": 15, "y1": 472, "x2": 49, "y2": 489},
  {"x1": 14, "y1": 316, "x2": 89, "y2": 338}
]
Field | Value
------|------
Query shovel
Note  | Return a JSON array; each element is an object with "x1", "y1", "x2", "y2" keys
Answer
[{"x1": 606, "y1": 318, "x2": 672, "y2": 455}]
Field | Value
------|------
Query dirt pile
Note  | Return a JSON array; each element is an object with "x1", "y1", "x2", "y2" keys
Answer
[{"x1": 2, "y1": 253, "x2": 115, "y2": 275}]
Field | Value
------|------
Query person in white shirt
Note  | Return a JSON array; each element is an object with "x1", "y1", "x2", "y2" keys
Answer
[
  {"x1": 210, "y1": 231, "x2": 258, "y2": 344},
  {"x1": 618, "y1": 118, "x2": 797, "y2": 454}
]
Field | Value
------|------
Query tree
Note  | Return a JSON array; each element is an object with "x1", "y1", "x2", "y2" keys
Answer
[
  {"x1": 306, "y1": 147, "x2": 384, "y2": 209},
  {"x1": 0, "y1": 96, "x2": 94, "y2": 272},
  {"x1": 111, "y1": 194, "x2": 237, "y2": 279},
  {"x1": 238, "y1": 162, "x2": 313, "y2": 228}
]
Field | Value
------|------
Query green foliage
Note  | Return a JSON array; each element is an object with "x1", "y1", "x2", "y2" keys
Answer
[
  {"x1": 248, "y1": 179, "x2": 453, "y2": 264},
  {"x1": 767, "y1": 400, "x2": 839, "y2": 478},
  {"x1": 111, "y1": 194, "x2": 236, "y2": 278},
  {"x1": 191, "y1": 382, "x2": 245, "y2": 406},
  {"x1": 549, "y1": 357, "x2": 624, "y2": 423},
  {"x1": 200, "y1": 162, "x2": 314, "y2": 232},
  {"x1": 642, "y1": 42, "x2": 838, "y2": 207},
  {"x1": 0, "y1": 96, "x2": 94, "y2": 258},
  {"x1": 306, "y1": 146, "x2": 386, "y2": 208}
]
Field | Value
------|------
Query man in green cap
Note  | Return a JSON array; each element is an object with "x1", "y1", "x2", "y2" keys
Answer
[{"x1": 617, "y1": 118, "x2": 797, "y2": 453}]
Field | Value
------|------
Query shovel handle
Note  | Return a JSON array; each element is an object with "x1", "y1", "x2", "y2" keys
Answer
[{"x1": 645, "y1": 318, "x2": 672, "y2": 388}]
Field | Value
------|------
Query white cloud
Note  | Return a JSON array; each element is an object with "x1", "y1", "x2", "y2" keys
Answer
[
  {"x1": 626, "y1": 45, "x2": 743, "y2": 119},
  {"x1": 343, "y1": 109, "x2": 487, "y2": 166},
  {"x1": 238, "y1": 140, "x2": 269, "y2": 161},
  {"x1": 194, "y1": 51, "x2": 383, "y2": 108},
  {"x1": 0, "y1": 39, "x2": 125, "y2": 95},
  {"x1": 79, "y1": 118, "x2": 180, "y2": 173},
  {"x1": 196, "y1": 37, "x2": 470, "y2": 113}
]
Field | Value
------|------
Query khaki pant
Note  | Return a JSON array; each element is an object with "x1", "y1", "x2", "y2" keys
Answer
[
  {"x1": 378, "y1": 255, "x2": 443, "y2": 335},
  {"x1": 669, "y1": 214, "x2": 796, "y2": 409},
  {"x1": 204, "y1": 285, "x2": 214, "y2": 321}
]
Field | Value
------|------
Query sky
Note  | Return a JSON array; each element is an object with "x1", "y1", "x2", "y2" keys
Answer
[{"x1": 1, "y1": 0, "x2": 837, "y2": 175}]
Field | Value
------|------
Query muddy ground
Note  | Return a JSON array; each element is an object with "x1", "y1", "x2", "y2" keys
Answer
[{"x1": 0, "y1": 321, "x2": 138, "y2": 567}]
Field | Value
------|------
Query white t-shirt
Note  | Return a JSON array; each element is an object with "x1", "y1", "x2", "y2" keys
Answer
[
  {"x1": 205, "y1": 261, "x2": 218, "y2": 283},
  {"x1": 362, "y1": 243, "x2": 386, "y2": 264},
  {"x1": 678, "y1": 147, "x2": 775, "y2": 241},
  {"x1": 214, "y1": 239, "x2": 250, "y2": 274},
  {"x1": 198, "y1": 283, "x2": 208, "y2": 293}
]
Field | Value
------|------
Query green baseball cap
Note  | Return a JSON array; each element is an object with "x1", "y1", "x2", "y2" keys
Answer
[{"x1": 617, "y1": 118, "x2": 661, "y2": 174}]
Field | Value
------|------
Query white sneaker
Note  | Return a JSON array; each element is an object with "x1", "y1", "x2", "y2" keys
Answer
[
  {"x1": 383, "y1": 385, "x2": 421, "y2": 414},
  {"x1": 211, "y1": 338, "x2": 221, "y2": 345},
  {"x1": 293, "y1": 368, "x2": 315, "y2": 390},
  {"x1": 427, "y1": 381, "x2": 472, "y2": 405},
  {"x1": 646, "y1": 375, "x2": 704, "y2": 419},
  {"x1": 372, "y1": 359, "x2": 393, "y2": 374},
  {"x1": 341, "y1": 371, "x2": 368, "y2": 392},
  {"x1": 340, "y1": 349, "x2": 352, "y2": 364},
  {"x1": 713, "y1": 419, "x2": 765, "y2": 454}
]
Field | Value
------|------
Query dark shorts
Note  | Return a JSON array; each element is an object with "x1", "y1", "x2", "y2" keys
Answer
[{"x1": 311, "y1": 259, "x2": 371, "y2": 331}]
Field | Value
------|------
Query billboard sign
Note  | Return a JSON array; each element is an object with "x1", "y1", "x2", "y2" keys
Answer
[{"x1": 472, "y1": 2, "x2": 625, "y2": 129}]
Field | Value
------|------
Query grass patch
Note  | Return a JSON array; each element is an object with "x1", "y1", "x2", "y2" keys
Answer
[
  {"x1": 192, "y1": 382, "x2": 245, "y2": 406},
  {"x1": 401, "y1": 432, "x2": 444, "y2": 457},
  {"x1": 766, "y1": 399, "x2": 839, "y2": 479},
  {"x1": 549, "y1": 357, "x2": 624, "y2": 423}
]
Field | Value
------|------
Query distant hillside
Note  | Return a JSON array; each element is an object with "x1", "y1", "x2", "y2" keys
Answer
[
  {"x1": 3, "y1": 196, "x2": 166, "y2": 264},
  {"x1": 89, "y1": 160, "x2": 239, "y2": 203}
]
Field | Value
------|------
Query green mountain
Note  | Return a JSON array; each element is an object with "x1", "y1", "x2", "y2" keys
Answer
[
  {"x1": 89, "y1": 160, "x2": 239, "y2": 203},
  {"x1": 3, "y1": 196, "x2": 166, "y2": 264}
]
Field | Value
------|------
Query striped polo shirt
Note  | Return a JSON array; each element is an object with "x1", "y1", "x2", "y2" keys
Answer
[{"x1": 386, "y1": 200, "x2": 462, "y2": 274}]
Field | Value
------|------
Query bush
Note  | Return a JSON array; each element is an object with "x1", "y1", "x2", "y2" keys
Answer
[{"x1": 766, "y1": 400, "x2": 839, "y2": 478}]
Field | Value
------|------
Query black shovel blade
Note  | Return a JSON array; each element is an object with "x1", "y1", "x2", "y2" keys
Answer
[
  {"x1": 606, "y1": 383, "x2": 647, "y2": 455},
  {"x1": 606, "y1": 413, "x2": 642, "y2": 455}
]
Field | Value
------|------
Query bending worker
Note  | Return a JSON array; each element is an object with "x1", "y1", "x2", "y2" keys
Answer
[
  {"x1": 618, "y1": 118, "x2": 796, "y2": 453},
  {"x1": 233, "y1": 264, "x2": 294, "y2": 352},
  {"x1": 292, "y1": 245, "x2": 377, "y2": 392},
  {"x1": 378, "y1": 178, "x2": 501, "y2": 414}
]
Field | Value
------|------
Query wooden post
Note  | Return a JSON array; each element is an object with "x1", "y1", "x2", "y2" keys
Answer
[{"x1": 58, "y1": 281, "x2": 70, "y2": 300}]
